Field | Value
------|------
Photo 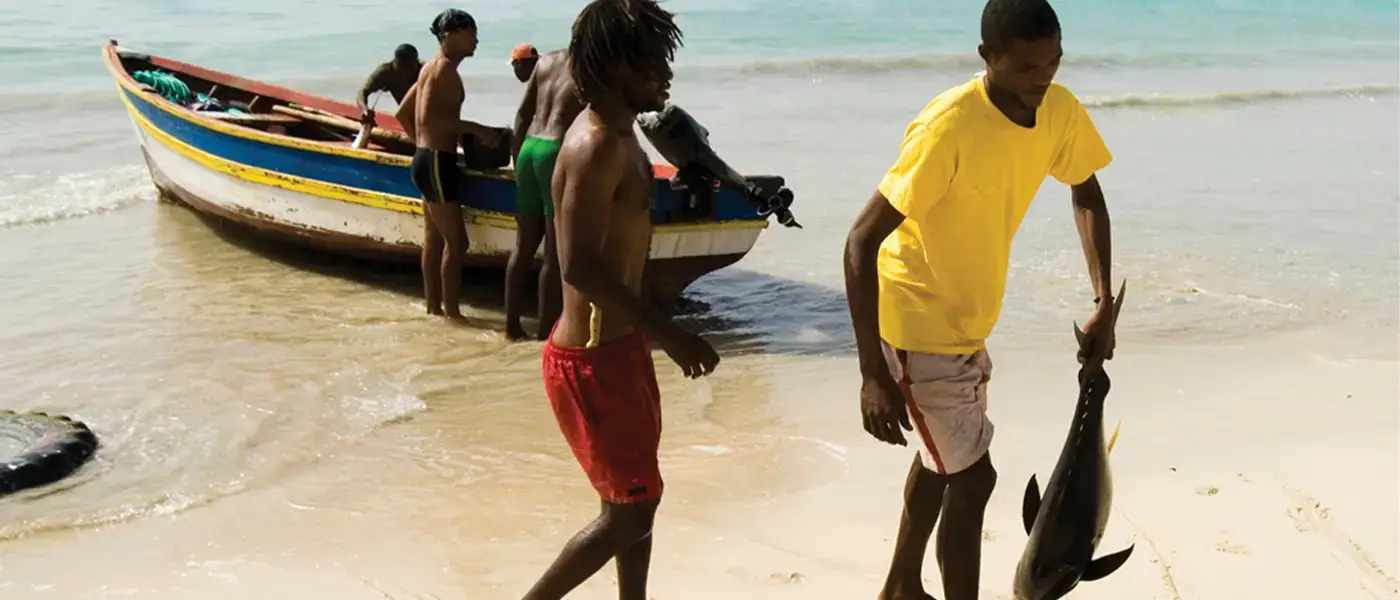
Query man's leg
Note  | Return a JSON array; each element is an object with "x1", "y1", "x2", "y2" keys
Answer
[
  {"x1": 421, "y1": 203, "x2": 444, "y2": 316},
  {"x1": 936, "y1": 452, "x2": 996, "y2": 600},
  {"x1": 506, "y1": 212, "x2": 545, "y2": 339},
  {"x1": 615, "y1": 524, "x2": 654, "y2": 600},
  {"x1": 507, "y1": 141, "x2": 545, "y2": 340},
  {"x1": 879, "y1": 345, "x2": 996, "y2": 600},
  {"x1": 879, "y1": 454, "x2": 947, "y2": 600},
  {"x1": 425, "y1": 202, "x2": 467, "y2": 320},
  {"x1": 536, "y1": 217, "x2": 561, "y2": 340},
  {"x1": 533, "y1": 139, "x2": 564, "y2": 341},
  {"x1": 522, "y1": 501, "x2": 658, "y2": 600}
]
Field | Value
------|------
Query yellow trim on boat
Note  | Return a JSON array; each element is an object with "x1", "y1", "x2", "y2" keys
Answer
[
  {"x1": 124, "y1": 94, "x2": 422, "y2": 211},
  {"x1": 120, "y1": 93, "x2": 767, "y2": 234}
]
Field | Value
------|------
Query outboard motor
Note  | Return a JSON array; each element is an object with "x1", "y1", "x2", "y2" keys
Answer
[{"x1": 637, "y1": 104, "x2": 800, "y2": 228}]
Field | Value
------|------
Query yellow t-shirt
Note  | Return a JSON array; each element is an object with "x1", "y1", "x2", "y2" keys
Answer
[{"x1": 876, "y1": 75, "x2": 1112, "y2": 355}]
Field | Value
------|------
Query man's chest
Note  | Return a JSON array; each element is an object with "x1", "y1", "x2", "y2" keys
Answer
[
  {"x1": 622, "y1": 148, "x2": 655, "y2": 210},
  {"x1": 960, "y1": 127, "x2": 1061, "y2": 183}
]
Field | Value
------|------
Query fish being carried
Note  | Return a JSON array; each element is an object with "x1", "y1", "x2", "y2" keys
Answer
[{"x1": 1013, "y1": 281, "x2": 1133, "y2": 600}]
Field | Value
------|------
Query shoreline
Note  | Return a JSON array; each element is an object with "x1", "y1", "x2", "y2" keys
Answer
[{"x1": 1, "y1": 332, "x2": 1395, "y2": 599}]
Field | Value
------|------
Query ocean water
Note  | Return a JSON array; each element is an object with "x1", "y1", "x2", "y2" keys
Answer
[{"x1": 0, "y1": 0, "x2": 1397, "y2": 596}]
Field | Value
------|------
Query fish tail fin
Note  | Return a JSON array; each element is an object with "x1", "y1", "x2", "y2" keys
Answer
[{"x1": 1108, "y1": 421, "x2": 1122, "y2": 455}]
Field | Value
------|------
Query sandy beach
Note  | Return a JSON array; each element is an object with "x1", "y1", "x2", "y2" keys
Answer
[{"x1": 2, "y1": 329, "x2": 1394, "y2": 600}]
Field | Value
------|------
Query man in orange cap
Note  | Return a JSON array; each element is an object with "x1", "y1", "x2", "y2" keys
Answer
[
  {"x1": 511, "y1": 43, "x2": 539, "y2": 82},
  {"x1": 505, "y1": 45, "x2": 582, "y2": 341}
]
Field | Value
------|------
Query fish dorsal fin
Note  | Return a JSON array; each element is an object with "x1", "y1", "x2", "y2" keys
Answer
[
  {"x1": 1021, "y1": 475, "x2": 1041, "y2": 535},
  {"x1": 1107, "y1": 421, "x2": 1121, "y2": 455},
  {"x1": 1073, "y1": 280, "x2": 1127, "y2": 347},
  {"x1": 1081, "y1": 544, "x2": 1135, "y2": 581}
]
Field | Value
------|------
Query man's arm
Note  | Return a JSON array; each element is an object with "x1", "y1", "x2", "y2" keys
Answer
[
  {"x1": 1049, "y1": 94, "x2": 1114, "y2": 302},
  {"x1": 555, "y1": 135, "x2": 675, "y2": 335},
  {"x1": 1071, "y1": 174, "x2": 1112, "y2": 301},
  {"x1": 511, "y1": 72, "x2": 539, "y2": 161},
  {"x1": 357, "y1": 65, "x2": 389, "y2": 119},
  {"x1": 394, "y1": 83, "x2": 418, "y2": 143},
  {"x1": 844, "y1": 193, "x2": 907, "y2": 378}
]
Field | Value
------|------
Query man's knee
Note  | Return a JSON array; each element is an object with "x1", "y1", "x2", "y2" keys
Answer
[
  {"x1": 600, "y1": 502, "x2": 657, "y2": 547},
  {"x1": 441, "y1": 228, "x2": 469, "y2": 253},
  {"x1": 946, "y1": 453, "x2": 996, "y2": 508}
]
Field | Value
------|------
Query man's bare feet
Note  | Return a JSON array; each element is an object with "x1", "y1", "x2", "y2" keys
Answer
[
  {"x1": 877, "y1": 587, "x2": 938, "y2": 600},
  {"x1": 427, "y1": 306, "x2": 445, "y2": 316},
  {"x1": 505, "y1": 320, "x2": 529, "y2": 341}
]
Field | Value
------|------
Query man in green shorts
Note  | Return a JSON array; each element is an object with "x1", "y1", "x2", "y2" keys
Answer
[{"x1": 507, "y1": 48, "x2": 584, "y2": 341}]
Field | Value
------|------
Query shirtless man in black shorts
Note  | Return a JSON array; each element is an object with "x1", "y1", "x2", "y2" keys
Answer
[{"x1": 395, "y1": 9, "x2": 503, "y2": 320}]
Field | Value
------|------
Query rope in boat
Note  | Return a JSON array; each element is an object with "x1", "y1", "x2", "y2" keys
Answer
[
  {"x1": 132, "y1": 70, "x2": 192, "y2": 105},
  {"x1": 131, "y1": 70, "x2": 244, "y2": 114}
]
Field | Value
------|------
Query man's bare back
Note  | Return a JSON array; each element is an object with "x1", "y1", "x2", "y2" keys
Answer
[
  {"x1": 550, "y1": 109, "x2": 655, "y2": 349},
  {"x1": 412, "y1": 56, "x2": 465, "y2": 152},
  {"x1": 524, "y1": 50, "x2": 586, "y2": 141}
]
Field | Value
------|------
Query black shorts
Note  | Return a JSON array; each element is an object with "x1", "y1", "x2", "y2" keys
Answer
[{"x1": 410, "y1": 148, "x2": 464, "y2": 204}]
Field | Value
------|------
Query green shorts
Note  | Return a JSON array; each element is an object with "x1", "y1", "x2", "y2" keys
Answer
[{"x1": 515, "y1": 136, "x2": 562, "y2": 216}]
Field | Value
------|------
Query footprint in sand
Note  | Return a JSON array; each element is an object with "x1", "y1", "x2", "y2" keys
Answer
[
  {"x1": 767, "y1": 572, "x2": 804, "y2": 584},
  {"x1": 1196, "y1": 485, "x2": 1220, "y2": 496},
  {"x1": 983, "y1": 529, "x2": 1000, "y2": 541},
  {"x1": 725, "y1": 567, "x2": 805, "y2": 586},
  {"x1": 1214, "y1": 532, "x2": 1251, "y2": 556},
  {"x1": 1284, "y1": 486, "x2": 1399, "y2": 599}
]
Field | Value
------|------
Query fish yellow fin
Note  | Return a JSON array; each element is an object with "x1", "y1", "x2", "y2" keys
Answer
[{"x1": 1107, "y1": 421, "x2": 1122, "y2": 455}]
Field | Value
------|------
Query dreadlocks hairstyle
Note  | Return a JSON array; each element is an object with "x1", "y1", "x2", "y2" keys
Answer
[
  {"x1": 980, "y1": 0, "x2": 1061, "y2": 54},
  {"x1": 568, "y1": 0, "x2": 684, "y2": 104}
]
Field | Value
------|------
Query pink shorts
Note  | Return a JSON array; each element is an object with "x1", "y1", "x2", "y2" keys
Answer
[{"x1": 881, "y1": 341, "x2": 994, "y2": 475}]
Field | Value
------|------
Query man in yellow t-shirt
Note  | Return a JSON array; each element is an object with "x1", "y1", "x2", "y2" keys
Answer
[{"x1": 841, "y1": 1, "x2": 1120, "y2": 599}]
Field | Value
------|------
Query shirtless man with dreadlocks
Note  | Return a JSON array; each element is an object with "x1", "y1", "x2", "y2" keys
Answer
[{"x1": 523, "y1": 1, "x2": 719, "y2": 598}]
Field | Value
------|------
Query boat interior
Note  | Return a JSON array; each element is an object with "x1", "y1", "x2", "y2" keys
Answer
[{"x1": 114, "y1": 43, "x2": 423, "y2": 157}]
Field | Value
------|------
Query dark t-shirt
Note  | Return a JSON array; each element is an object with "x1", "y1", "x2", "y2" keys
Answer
[{"x1": 361, "y1": 61, "x2": 421, "y2": 104}]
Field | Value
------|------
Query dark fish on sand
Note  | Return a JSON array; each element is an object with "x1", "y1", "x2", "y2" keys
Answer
[{"x1": 1013, "y1": 282, "x2": 1134, "y2": 600}]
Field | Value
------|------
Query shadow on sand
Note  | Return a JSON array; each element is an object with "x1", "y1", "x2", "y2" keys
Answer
[{"x1": 180, "y1": 208, "x2": 856, "y2": 357}]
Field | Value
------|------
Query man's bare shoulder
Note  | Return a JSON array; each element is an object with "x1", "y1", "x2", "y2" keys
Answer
[
  {"x1": 537, "y1": 53, "x2": 573, "y2": 87},
  {"x1": 558, "y1": 115, "x2": 627, "y2": 179},
  {"x1": 419, "y1": 58, "x2": 457, "y2": 82}
]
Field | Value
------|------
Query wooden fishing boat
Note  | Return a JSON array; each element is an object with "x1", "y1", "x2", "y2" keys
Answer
[{"x1": 101, "y1": 40, "x2": 792, "y2": 305}]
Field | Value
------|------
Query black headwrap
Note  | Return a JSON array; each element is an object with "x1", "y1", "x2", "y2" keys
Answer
[{"x1": 430, "y1": 9, "x2": 477, "y2": 41}]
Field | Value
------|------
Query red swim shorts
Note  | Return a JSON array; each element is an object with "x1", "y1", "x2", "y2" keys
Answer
[{"x1": 542, "y1": 331, "x2": 663, "y2": 504}]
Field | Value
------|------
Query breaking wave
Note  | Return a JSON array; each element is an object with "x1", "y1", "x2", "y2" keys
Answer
[{"x1": 0, "y1": 166, "x2": 154, "y2": 229}]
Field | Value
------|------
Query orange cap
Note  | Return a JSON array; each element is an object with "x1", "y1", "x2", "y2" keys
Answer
[{"x1": 511, "y1": 43, "x2": 538, "y2": 61}]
